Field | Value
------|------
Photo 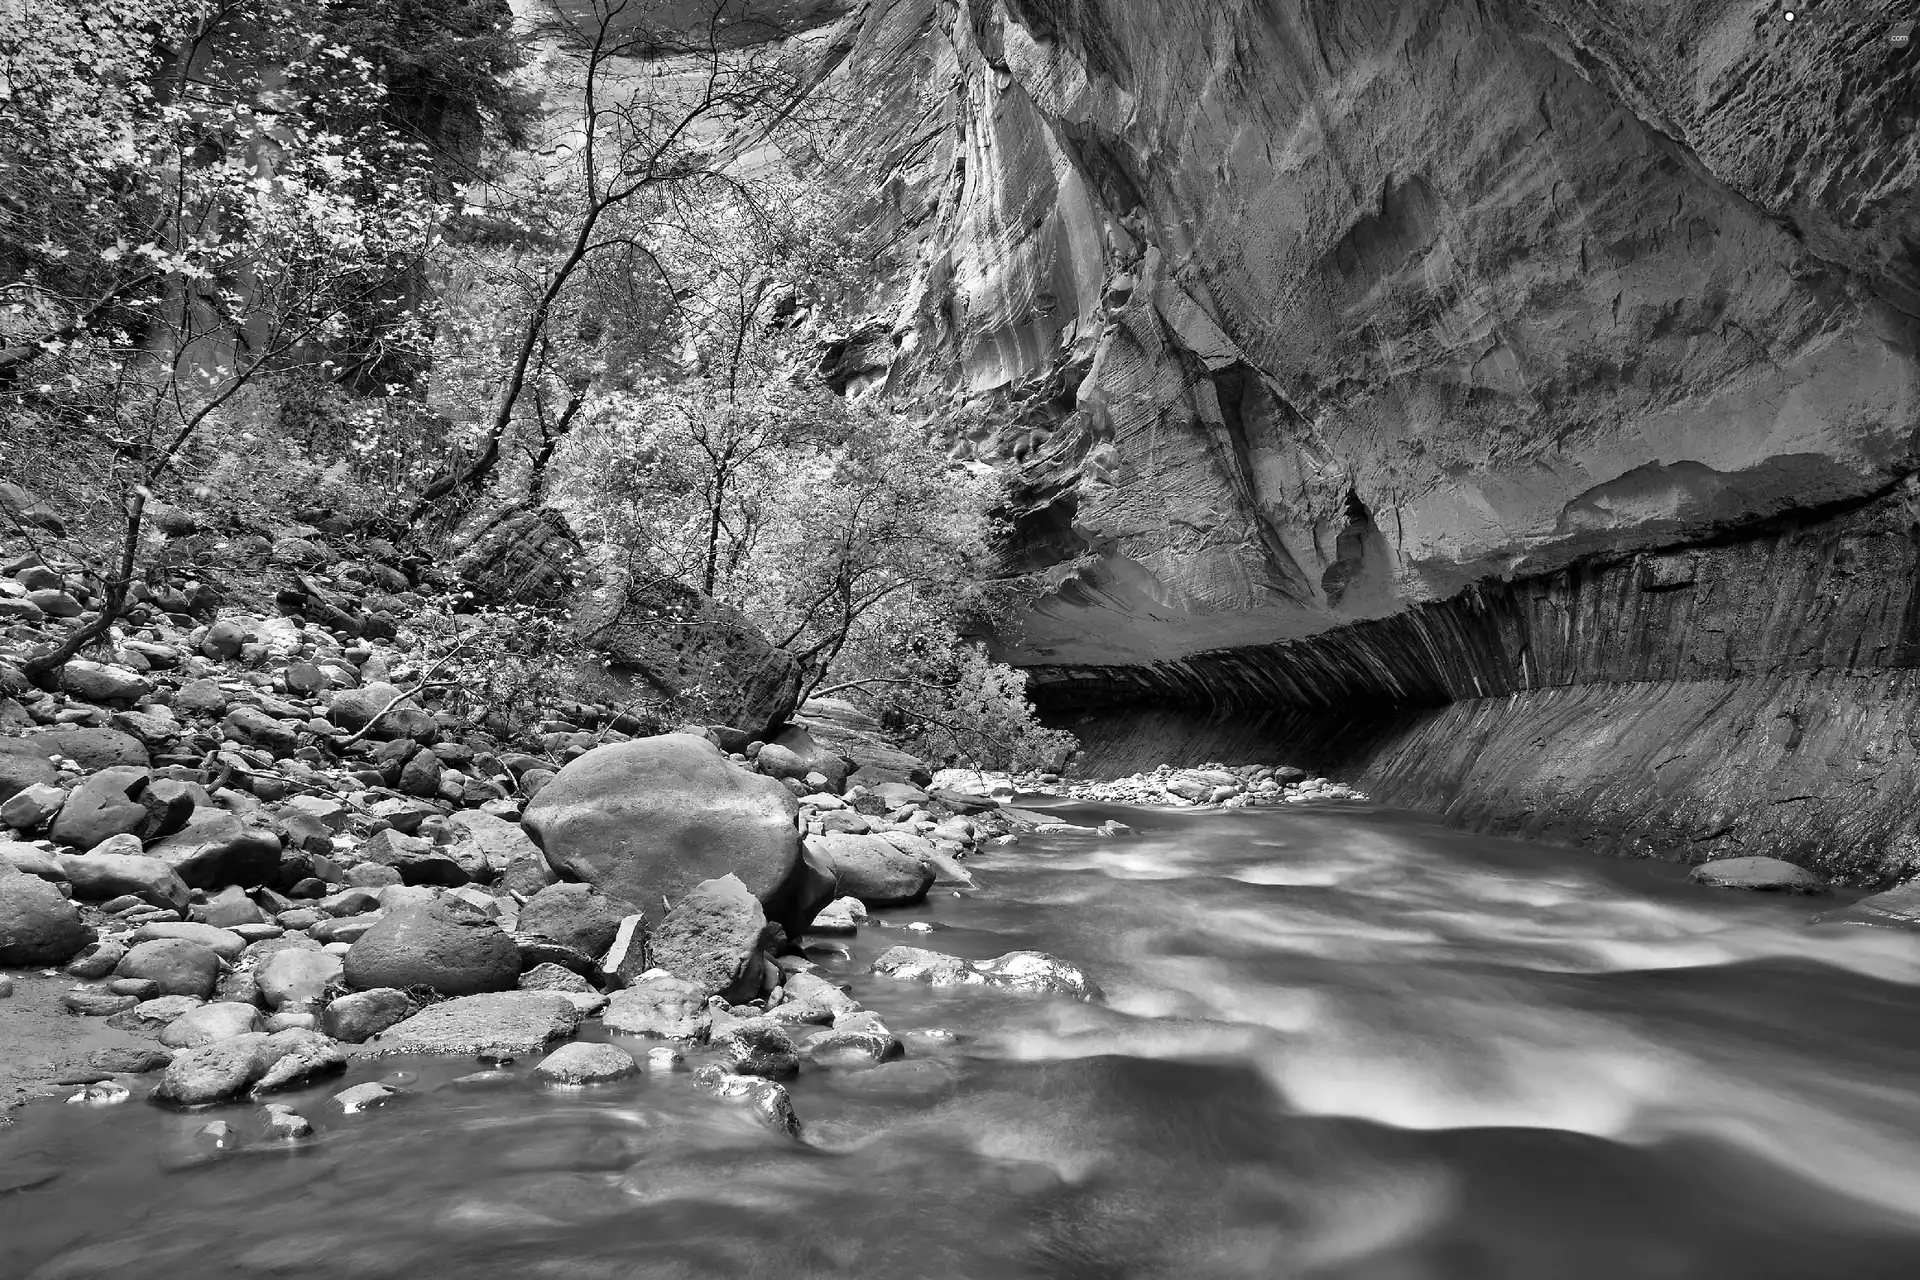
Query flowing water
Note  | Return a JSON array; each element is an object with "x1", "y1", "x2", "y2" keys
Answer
[{"x1": 8, "y1": 799, "x2": 1920, "y2": 1279}]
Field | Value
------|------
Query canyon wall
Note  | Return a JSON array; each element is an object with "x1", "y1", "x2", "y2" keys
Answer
[{"x1": 815, "y1": 0, "x2": 1920, "y2": 878}]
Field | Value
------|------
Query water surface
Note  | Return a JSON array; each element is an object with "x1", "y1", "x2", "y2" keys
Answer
[{"x1": 8, "y1": 801, "x2": 1920, "y2": 1279}]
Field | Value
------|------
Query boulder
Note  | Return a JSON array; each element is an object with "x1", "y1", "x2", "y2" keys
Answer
[
  {"x1": 129, "y1": 921, "x2": 247, "y2": 961},
  {"x1": 256, "y1": 948, "x2": 344, "y2": 1010},
  {"x1": 59, "y1": 851, "x2": 191, "y2": 909},
  {"x1": 360, "y1": 828, "x2": 481, "y2": 887},
  {"x1": 174, "y1": 678, "x2": 230, "y2": 718},
  {"x1": 647, "y1": 874, "x2": 767, "y2": 1004},
  {"x1": 1, "y1": 780, "x2": 65, "y2": 830},
  {"x1": 533, "y1": 1041, "x2": 638, "y2": 1086},
  {"x1": 516, "y1": 881, "x2": 631, "y2": 956},
  {"x1": 867, "y1": 945, "x2": 979, "y2": 988},
  {"x1": 321, "y1": 987, "x2": 415, "y2": 1043},
  {"x1": 1688, "y1": 856, "x2": 1830, "y2": 894},
  {"x1": 970, "y1": 951, "x2": 1104, "y2": 1001},
  {"x1": 22, "y1": 727, "x2": 149, "y2": 770},
  {"x1": 754, "y1": 743, "x2": 812, "y2": 782},
  {"x1": 159, "y1": 1001, "x2": 264, "y2": 1049},
  {"x1": 59, "y1": 660, "x2": 151, "y2": 704},
  {"x1": 806, "y1": 1011, "x2": 904, "y2": 1067},
  {"x1": 805, "y1": 833, "x2": 934, "y2": 907},
  {"x1": 367, "y1": 990, "x2": 582, "y2": 1057},
  {"x1": 0, "y1": 870, "x2": 91, "y2": 965},
  {"x1": 342, "y1": 897, "x2": 520, "y2": 995},
  {"x1": 601, "y1": 972, "x2": 710, "y2": 1040},
  {"x1": 714, "y1": 1018, "x2": 800, "y2": 1079},
  {"x1": 146, "y1": 809, "x2": 282, "y2": 889},
  {"x1": 522, "y1": 736, "x2": 811, "y2": 935},
  {"x1": 223, "y1": 706, "x2": 297, "y2": 754},
  {"x1": 518, "y1": 962, "x2": 594, "y2": 993},
  {"x1": 328, "y1": 683, "x2": 434, "y2": 742},
  {"x1": 766, "y1": 725, "x2": 849, "y2": 790},
  {"x1": 48, "y1": 767, "x2": 173, "y2": 850},
  {"x1": 689, "y1": 1066, "x2": 802, "y2": 1138},
  {"x1": 0, "y1": 738, "x2": 60, "y2": 802},
  {"x1": 116, "y1": 937, "x2": 223, "y2": 998},
  {"x1": 1835, "y1": 880, "x2": 1920, "y2": 928},
  {"x1": 193, "y1": 884, "x2": 267, "y2": 928},
  {"x1": 0, "y1": 839, "x2": 62, "y2": 879},
  {"x1": 149, "y1": 1028, "x2": 345, "y2": 1106}
]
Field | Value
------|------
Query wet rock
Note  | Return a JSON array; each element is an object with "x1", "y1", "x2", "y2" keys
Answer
[
  {"x1": 516, "y1": 881, "x2": 630, "y2": 956},
  {"x1": 117, "y1": 937, "x2": 223, "y2": 998},
  {"x1": 781, "y1": 969, "x2": 859, "y2": 1016},
  {"x1": 714, "y1": 1018, "x2": 800, "y2": 1080},
  {"x1": 367, "y1": 990, "x2": 582, "y2": 1057},
  {"x1": 520, "y1": 734, "x2": 812, "y2": 931},
  {"x1": 690, "y1": 1065, "x2": 801, "y2": 1138},
  {"x1": 869, "y1": 946, "x2": 1102, "y2": 1001},
  {"x1": 533, "y1": 1041, "x2": 638, "y2": 1086},
  {"x1": 258, "y1": 1103, "x2": 314, "y2": 1140},
  {"x1": 147, "y1": 809, "x2": 282, "y2": 889},
  {"x1": 343, "y1": 897, "x2": 520, "y2": 995},
  {"x1": 329, "y1": 1081, "x2": 409, "y2": 1113},
  {"x1": 1835, "y1": 881, "x2": 1920, "y2": 928},
  {"x1": 320, "y1": 987, "x2": 415, "y2": 1043},
  {"x1": 805, "y1": 833, "x2": 934, "y2": 907},
  {"x1": 809, "y1": 895, "x2": 868, "y2": 934},
  {"x1": 806, "y1": 1011, "x2": 904, "y2": 1067},
  {"x1": 644, "y1": 1046, "x2": 685, "y2": 1073},
  {"x1": 602, "y1": 972, "x2": 710, "y2": 1040},
  {"x1": 59, "y1": 850, "x2": 191, "y2": 909},
  {"x1": 148, "y1": 1033, "x2": 278, "y2": 1106},
  {"x1": 159, "y1": 1001, "x2": 264, "y2": 1048},
  {"x1": 1688, "y1": 856, "x2": 1831, "y2": 894},
  {"x1": 647, "y1": 873, "x2": 767, "y2": 1004},
  {"x1": 130, "y1": 921, "x2": 247, "y2": 961},
  {"x1": 0, "y1": 869, "x2": 91, "y2": 964},
  {"x1": 252, "y1": 1029, "x2": 348, "y2": 1093},
  {"x1": 256, "y1": 948, "x2": 343, "y2": 1010}
]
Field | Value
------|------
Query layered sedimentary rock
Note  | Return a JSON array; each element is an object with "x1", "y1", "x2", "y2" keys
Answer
[{"x1": 814, "y1": 0, "x2": 1920, "y2": 876}]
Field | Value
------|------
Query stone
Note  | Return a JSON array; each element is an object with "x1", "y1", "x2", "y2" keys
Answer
[
  {"x1": 330, "y1": 1082, "x2": 409, "y2": 1113},
  {"x1": 223, "y1": 706, "x2": 297, "y2": 754},
  {"x1": 806, "y1": 1012, "x2": 905, "y2": 1067},
  {"x1": 520, "y1": 734, "x2": 817, "y2": 931},
  {"x1": 148, "y1": 1028, "x2": 343, "y2": 1105},
  {"x1": 59, "y1": 660, "x2": 151, "y2": 704},
  {"x1": 713, "y1": 1018, "x2": 800, "y2": 1080},
  {"x1": 398, "y1": 748, "x2": 443, "y2": 798},
  {"x1": 65, "y1": 991, "x2": 140, "y2": 1016},
  {"x1": 781, "y1": 969, "x2": 859, "y2": 1016},
  {"x1": 146, "y1": 809, "x2": 282, "y2": 889},
  {"x1": 192, "y1": 884, "x2": 267, "y2": 927},
  {"x1": 328, "y1": 683, "x2": 421, "y2": 738},
  {"x1": 174, "y1": 678, "x2": 230, "y2": 717},
  {"x1": 809, "y1": 895, "x2": 868, "y2": 934},
  {"x1": 532, "y1": 1041, "x2": 638, "y2": 1086},
  {"x1": 367, "y1": 990, "x2": 582, "y2": 1057},
  {"x1": 117, "y1": 937, "x2": 223, "y2": 998},
  {"x1": 320, "y1": 987, "x2": 415, "y2": 1043},
  {"x1": 345, "y1": 862, "x2": 404, "y2": 888},
  {"x1": 1688, "y1": 857, "x2": 1831, "y2": 894},
  {"x1": 110, "y1": 978, "x2": 161, "y2": 999},
  {"x1": 805, "y1": 832, "x2": 934, "y2": 907},
  {"x1": 18, "y1": 727, "x2": 149, "y2": 771},
  {"x1": 1, "y1": 781, "x2": 65, "y2": 830},
  {"x1": 0, "y1": 872, "x2": 91, "y2": 964},
  {"x1": 517, "y1": 961, "x2": 594, "y2": 993},
  {"x1": 598, "y1": 911, "x2": 648, "y2": 986},
  {"x1": 258, "y1": 1103, "x2": 314, "y2": 1140},
  {"x1": 690, "y1": 1066, "x2": 802, "y2": 1138},
  {"x1": 88, "y1": 1045, "x2": 172, "y2": 1074},
  {"x1": 0, "y1": 840, "x2": 61, "y2": 879},
  {"x1": 647, "y1": 874, "x2": 768, "y2": 1004},
  {"x1": 65, "y1": 938, "x2": 127, "y2": 979},
  {"x1": 130, "y1": 920, "x2": 247, "y2": 960},
  {"x1": 256, "y1": 947, "x2": 344, "y2": 1010},
  {"x1": 159, "y1": 1001, "x2": 264, "y2": 1048},
  {"x1": 59, "y1": 851, "x2": 191, "y2": 909},
  {"x1": 0, "y1": 739, "x2": 60, "y2": 804},
  {"x1": 310, "y1": 915, "x2": 382, "y2": 944},
  {"x1": 601, "y1": 973, "x2": 710, "y2": 1040},
  {"x1": 1835, "y1": 881, "x2": 1920, "y2": 929},
  {"x1": 342, "y1": 897, "x2": 521, "y2": 995},
  {"x1": 970, "y1": 950, "x2": 1103, "y2": 1001},
  {"x1": 360, "y1": 827, "x2": 481, "y2": 886},
  {"x1": 516, "y1": 881, "x2": 630, "y2": 956},
  {"x1": 754, "y1": 742, "x2": 812, "y2": 782},
  {"x1": 199, "y1": 621, "x2": 248, "y2": 660},
  {"x1": 49, "y1": 767, "x2": 166, "y2": 850},
  {"x1": 252, "y1": 1028, "x2": 348, "y2": 1093},
  {"x1": 867, "y1": 945, "x2": 980, "y2": 988}
]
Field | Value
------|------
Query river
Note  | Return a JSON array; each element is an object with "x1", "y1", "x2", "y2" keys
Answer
[{"x1": 7, "y1": 798, "x2": 1920, "y2": 1278}]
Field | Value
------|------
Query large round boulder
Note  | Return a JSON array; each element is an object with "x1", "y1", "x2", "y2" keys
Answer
[
  {"x1": 342, "y1": 897, "x2": 520, "y2": 996},
  {"x1": 521, "y1": 734, "x2": 808, "y2": 927},
  {"x1": 0, "y1": 866, "x2": 92, "y2": 965}
]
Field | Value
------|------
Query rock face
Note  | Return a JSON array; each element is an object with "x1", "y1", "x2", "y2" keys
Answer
[
  {"x1": 522, "y1": 735, "x2": 810, "y2": 927},
  {"x1": 815, "y1": 0, "x2": 1920, "y2": 879}
]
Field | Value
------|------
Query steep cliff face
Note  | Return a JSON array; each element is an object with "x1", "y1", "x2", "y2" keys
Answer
[{"x1": 817, "y1": 0, "x2": 1920, "y2": 876}]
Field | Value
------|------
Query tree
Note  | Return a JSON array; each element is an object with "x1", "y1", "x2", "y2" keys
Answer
[{"x1": 408, "y1": 0, "x2": 826, "y2": 523}]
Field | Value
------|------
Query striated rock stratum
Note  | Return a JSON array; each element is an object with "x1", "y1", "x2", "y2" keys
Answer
[{"x1": 812, "y1": 0, "x2": 1920, "y2": 877}]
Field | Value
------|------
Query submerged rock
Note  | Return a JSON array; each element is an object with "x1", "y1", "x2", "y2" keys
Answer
[
  {"x1": 1688, "y1": 856, "x2": 1830, "y2": 894},
  {"x1": 870, "y1": 946, "x2": 1101, "y2": 1001},
  {"x1": 532, "y1": 1041, "x2": 638, "y2": 1086}
]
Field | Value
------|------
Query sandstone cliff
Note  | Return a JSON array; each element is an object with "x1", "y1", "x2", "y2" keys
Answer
[{"x1": 813, "y1": 0, "x2": 1920, "y2": 877}]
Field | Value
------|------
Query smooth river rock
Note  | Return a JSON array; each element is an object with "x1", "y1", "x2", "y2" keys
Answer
[
  {"x1": 343, "y1": 897, "x2": 520, "y2": 996},
  {"x1": 366, "y1": 991, "x2": 582, "y2": 1057}
]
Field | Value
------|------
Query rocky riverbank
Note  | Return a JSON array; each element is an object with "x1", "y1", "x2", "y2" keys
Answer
[
  {"x1": 0, "y1": 534, "x2": 1134, "y2": 1129},
  {"x1": 933, "y1": 763, "x2": 1368, "y2": 809}
]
